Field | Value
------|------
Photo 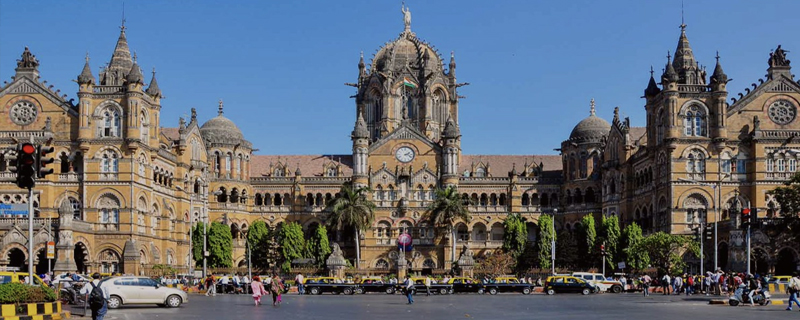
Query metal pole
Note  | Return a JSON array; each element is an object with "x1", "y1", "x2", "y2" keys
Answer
[
  {"x1": 188, "y1": 194, "x2": 193, "y2": 276},
  {"x1": 247, "y1": 240, "x2": 252, "y2": 281},
  {"x1": 47, "y1": 217, "x2": 51, "y2": 277},
  {"x1": 746, "y1": 224, "x2": 751, "y2": 274},
  {"x1": 27, "y1": 187, "x2": 34, "y2": 284},
  {"x1": 714, "y1": 183, "x2": 719, "y2": 272},
  {"x1": 551, "y1": 211, "x2": 556, "y2": 275},
  {"x1": 203, "y1": 206, "x2": 207, "y2": 279},
  {"x1": 699, "y1": 223, "x2": 704, "y2": 276}
]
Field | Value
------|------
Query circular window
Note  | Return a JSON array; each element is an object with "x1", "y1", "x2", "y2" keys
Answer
[
  {"x1": 768, "y1": 100, "x2": 796, "y2": 125},
  {"x1": 9, "y1": 101, "x2": 38, "y2": 126}
]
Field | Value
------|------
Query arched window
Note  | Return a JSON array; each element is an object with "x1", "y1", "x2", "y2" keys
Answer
[
  {"x1": 225, "y1": 153, "x2": 232, "y2": 175},
  {"x1": 66, "y1": 197, "x2": 82, "y2": 220},
  {"x1": 656, "y1": 109, "x2": 665, "y2": 144},
  {"x1": 236, "y1": 155, "x2": 242, "y2": 177},
  {"x1": 683, "y1": 104, "x2": 707, "y2": 137},
  {"x1": 767, "y1": 158, "x2": 774, "y2": 172},
  {"x1": 388, "y1": 186, "x2": 396, "y2": 201},
  {"x1": 686, "y1": 149, "x2": 706, "y2": 179},
  {"x1": 100, "y1": 108, "x2": 121, "y2": 137},
  {"x1": 326, "y1": 167, "x2": 337, "y2": 177},
  {"x1": 474, "y1": 167, "x2": 486, "y2": 178},
  {"x1": 375, "y1": 186, "x2": 385, "y2": 201},
  {"x1": 101, "y1": 152, "x2": 119, "y2": 174},
  {"x1": 521, "y1": 194, "x2": 530, "y2": 206},
  {"x1": 273, "y1": 167, "x2": 284, "y2": 177},
  {"x1": 140, "y1": 110, "x2": 149, "y2": 141}
]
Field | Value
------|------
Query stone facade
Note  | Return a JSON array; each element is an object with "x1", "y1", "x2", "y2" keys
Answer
[{"x1": 0, "y1": 11, "x2": 798, "y2": 276}]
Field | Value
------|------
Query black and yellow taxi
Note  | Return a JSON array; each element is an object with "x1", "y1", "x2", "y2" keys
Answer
[
  {"x1": 393, "y1": 277, "x2": 452, "y2": 295},
  {"x1": 482, "y1": 277, "x2": 533, "y2": 295},
  {"x1": 303, "y1": 277, "x2": 357, "y2": 295},
  {"x1": 447, "y1": 277, "x2": 484, "y2": 294},
  {"x1": 544, "y1": 275, "x2": 597, "y2": 295},
  {"x1": 354, "y1": 276, "x2": 395, "y2": 294}
]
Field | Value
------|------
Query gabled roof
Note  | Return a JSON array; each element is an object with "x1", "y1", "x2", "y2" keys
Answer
[
  {"x1": 0, "y1": 75, "x2": 76, "y2": 116},
  {"x1": 250, "y1": 155, "x2": 353, "y2": 178},
  {"x1": 368, "y1": 122, "x2": 440, "y2": 153}
]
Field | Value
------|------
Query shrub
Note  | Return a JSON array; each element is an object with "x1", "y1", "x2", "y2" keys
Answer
[{"x1": 0, "y1": 283, "x2": 57, "y2": 304}]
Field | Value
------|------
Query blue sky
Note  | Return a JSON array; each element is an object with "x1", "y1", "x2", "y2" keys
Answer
[{"x1": 2, "y1": 1, "x2": 799, "y2": 156}]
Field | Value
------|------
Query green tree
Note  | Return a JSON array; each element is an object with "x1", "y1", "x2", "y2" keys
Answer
[
  {"x1": 621, "y1": 222, "x2": 649, "y2": 272},
  {"x1": 306, "y1": 224, "x2": 332, "y2": 267},
  {"x1": 278, "y1": 221, "x2": 306, "y2": 272},
  {"x1": 577, "y1": 214, "x2": 596, "y2": 268},
  {"x1": 555, "y1": 228, "x2": 580, "y2": 270},
  {"x1": 599, "y1": 215, "x2": 621, "y2": 269},
  {"x1": 632, "y1": 232, "x2": 699, "y2": 275},
  {"x1": 768, "y1": 172, "x2": 800, "y2": 242},
  {"x1": 537, "y1": 214, "x2": 556, "y2": 271},
  {"x1": 502, "y1": 213, "x2": 528, "y2": 259},
  {"x1": 246, "y1": 220, "x2": 272, "y2": 268},
  {"x1": 425, "y1": 186, "x2": 472, "y2": 266},
  {"x1": 207, "y1": 221, "x2": 233, "y2": 268},
  {"x1": 191, "y1": 222, "x2": 206, "y2": 266},
  {"x1": 325, "y1": 182, "x2": 376, "y2": 269}
]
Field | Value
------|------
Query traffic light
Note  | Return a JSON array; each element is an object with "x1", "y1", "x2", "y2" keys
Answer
[
  {"x1": 16, "y1": 143, "x2": 37, "y2": 189},
  {"x1": 704, "y1": 225, "x2": 713, "y2": 240},
  {"x1": 37, "y1": 145, "x2": 54, "y2": 178},
  {"x1": 749, "y1": 207, "x2": 758, "y2": 227},
  {"x1": 600, "y1": 243, "x2": 606, "y2": 256},
  {"x1": 741, "y1": 208, "x2": 751, "y2": 228},
  {"x1": 6, "y1": 145, "x2": 18, "y2": 174}
]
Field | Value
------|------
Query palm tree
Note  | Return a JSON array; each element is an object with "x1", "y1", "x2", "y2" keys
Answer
[
  {"x1": 325, "y1": 182, "x2": 376, "y2": 269},
  {"x1": 424, "y1": 186, "x2": 472, "y2": 265}
]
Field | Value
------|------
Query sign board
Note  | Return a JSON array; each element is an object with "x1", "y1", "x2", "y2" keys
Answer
[
  {"x1": 46, "y1": 241, "x2": 55, "y2": 259},
  {"x1": 0, "y1": 204, "x2": 28, "y2": 216},
  {"x1": 618, "y1": 262, "x2": 626, "y2": 269}
]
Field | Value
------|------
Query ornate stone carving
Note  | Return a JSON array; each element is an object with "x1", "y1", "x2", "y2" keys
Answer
[
  {"x1": 16, "y1": 47, "x2": 39, "y2": 69},
  {"x1": 768, "y1": 100, "x2": 796, "y2": 125},
  {"x1": 9, "y1": 101, "x2": 38, "y2": 126},
  {"x1": 769, "y1": 45, "x2": 790, "y2": 67}
]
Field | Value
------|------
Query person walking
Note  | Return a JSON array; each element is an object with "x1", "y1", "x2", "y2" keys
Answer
[
  {"x1": 787, "y1": 273, "x2": 800, "y2": 311},
  {"x1": 425, "y1": 276, "x2": 432, "y2": 296},
  {"x1": 205, "y1": 275, "x2": 217, "y2": 296},
  {"x1": 251, "y1": 276, "x2": 267, "y2": 306},
  {"x1": 295, "y1": 273, "x2": 305, "y2": 295},
  {"x1": 661, "y1": 274, "x2": 671, "y2": 295},
  {"x1": 271, "y1": 275, "x2": 284, "y2": 306},
  {"x1": 642, "y1": 274, "x2": 651, "y2": 297},
  {"x1": 80, "y1": 273, "x2": 109, "y2": 320},
  {"x1": 404, "y1": 275, "x2": 414, "y2": 304}
]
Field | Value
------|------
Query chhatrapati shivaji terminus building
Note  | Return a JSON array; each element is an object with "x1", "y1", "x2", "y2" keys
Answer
[{"x1": 0, "y1": 5, "x2": 798, "y2": 277}]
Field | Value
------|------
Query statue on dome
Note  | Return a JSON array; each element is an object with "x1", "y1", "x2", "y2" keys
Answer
[{"x1": 401, "y1": 2, "x2": 411, "y2": 32}]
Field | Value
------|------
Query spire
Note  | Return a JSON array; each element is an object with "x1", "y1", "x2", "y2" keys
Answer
[
  {"x1": 358, "y1": 51, "x2": 365, "y2": 69},
  {"x1": 218, "y1": 99, "x2": 224, "y2": 115},
  {"x1": 442, "y1": 116, "x2": 460, "y2": 138},
  {"x1": 710, "y1": 51, "x2": 729, "y2": 90},
  {"x1": 589, "y1": 98, "x2": 596, "y2": 116},
  {"x1": 126, "y1": 52, "x2": 143, "y2": 84},
  {"x1": 352, "y1": 111, "x2": 369, "y2": 139},
  {"x1": 295, "y1": 163, "x2": 302, "y2": 177},
  {"x1": 662, "y1": 51, "x2": 678, "y2": 83},
  {"x1": 106, "y1": 23, "x2": 133, "y2": 81},
  {"x1": 644, "y1": 66, "x2": 661, "y2": 97},
  {"x1": 146, "y1": 67, "x2": 161, "y2": 97},
  {"x1": 672, "y1": 23, "x2": 702, "y2": 84},
  {"x1": 77, "y1": 53, "x2": 96, "y2": 85},
  {"x1": 449, "y1": 51, "x2": 456, "y2": 77}
]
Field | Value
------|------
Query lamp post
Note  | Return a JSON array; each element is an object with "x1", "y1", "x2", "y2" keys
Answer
[
  {"x1": 205, "y1": 190, "x2": 223, "y2": 279},
  {"x1": 679, "y1": 173, "x2": 729, "y2": 272},
  {"x1": 551, "y1": 208, "x2": 557, "y2": 275}
]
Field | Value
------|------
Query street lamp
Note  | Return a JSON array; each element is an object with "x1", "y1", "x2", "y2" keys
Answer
[
  {"x1": 679, "y1": 173, "x2": 730, "y2": 272},
  {"x1": 176, "y1": 185, "x2": 196, "y2": 276},
  {"x1": 551, "y1": 208, "x2": 557, "y2": 275}
]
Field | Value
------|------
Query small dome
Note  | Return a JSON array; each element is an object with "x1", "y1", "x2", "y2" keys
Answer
[
  {"x1": 200, "y1": 115, "x2": 245, "y2": 143},
  {"x1": 569, "y1": 115, "x2": 611, "y2": 141}
]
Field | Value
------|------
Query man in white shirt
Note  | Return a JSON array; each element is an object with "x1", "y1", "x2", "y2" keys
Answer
[
  {"x1": 295, "y1": 273, "x2": 305, "y2": 295},
  {"x1": 220, "y1": 275, "x2": 230, "y2": 293},
  {"x1": 80, "y1": 273, "x2": 110, "y2": 320},
  {"x1": 425, "y1": 276, "x2": 432, "y2": 296}
]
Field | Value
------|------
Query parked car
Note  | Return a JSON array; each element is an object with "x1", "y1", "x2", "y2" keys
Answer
[
  {"x1": 544, "y1": 276, "x2": 597, "y2": 295},
  {"x1": 571, "y1": 272, "x2": 623, "y2": 293},
  {"x1": 447, "y1": 277, "x2": 484, "y2": 294},
  {"x1": 394, "y1": 277, "x2": 452, "y2": 295},
  {"x1": 482, "y1": 277, "x2": 533, "y2": 295},
  {"x1": 100, "y1": 276, "x2": 188, "y2": 309},
  {"x1": 0, "y1": 272, "x2": 45, "y2": 286},
  {"x1": 51, "y1": 273, "x2": 91, "y2": 285},
  {"x1": 304, "y1": 277, "x2": 357, "y2": 295},
  {"x1": 355, "y1": 277, "x2": 395, "y2": 294}
]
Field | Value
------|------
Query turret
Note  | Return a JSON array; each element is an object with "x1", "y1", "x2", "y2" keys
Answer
[
  {"x1": 442, "y1": 117, "x2": 461, "y2": 186},
  {"x1": 449, "y1": 51, "x2": 456, "y2": 79},
  {"x1": 146, "y1": 68, "x2": 162, "y2": 99},
  {"x1": 126, "y1": 54, "x2": 144, "y2": 87},
  {"x1": 710, "y1": 52, "x2": 730, "y2": 148},
  {"x1": 644, "y1": 67, "x2": 661, "y2": 98},
  {"x1": 661, "y1": 51, "x2": 679, "y2": 91},
  {"x1": 77, "y1": 53, "x2": 95, "y2": 88},
  {"x1": 351, "y1": 112, "x2": 369, "y2": 184}
]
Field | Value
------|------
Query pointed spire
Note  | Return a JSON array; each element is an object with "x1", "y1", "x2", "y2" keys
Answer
[
  {"x1": 190, "y1": 108, "x2": 198, "y2": 122},
  {"x1": 358, "y1": 51, "x2": 365, "y2": 69},
  {"x1": 442, "y1": 116, "x2": 460, "y2": 138},
  {"x1": 710, "y1": 51, "x2": 729, "y2": 88},
  {"x1": 662, "y1": 51, "x2": 678, "y2": 83},
  {"x1": 218, "y1": 99, "x2": 224, "y2": 115},
  {"x1": 672, "y1": 22, "x2": 700, "y2": 84},
  {"x1": 146, "y1": 67, "x2": 161, "y2": 97},
  {"x1": 449, "y1": 51, "x2": 456, "y2": 77},
  {"x1": 645, "y1": 66, "x2": 661, "y2": 97},
  {"x1": 126, "y1": 52, "x2": 143, "y2": 84},
  {"x1": 106, "y1": 23, "x2": 133, "y2": 82},
  {"x1": 295, "y1": 163, "x2": 302, "y2": 177},
  {"x1": 77, "y1": 52, "x2": 96, "y2": 85},
  {"x1": 589, "y1": 98, "x2": 596, "y2": 116},
  {"x1": 352, "y1": 111, "x2": 369, "y2": 139}
]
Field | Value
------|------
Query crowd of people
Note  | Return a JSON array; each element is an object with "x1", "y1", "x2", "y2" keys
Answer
[{"x1": 625, "y1": 269, "x2": 771, "y2": 304}]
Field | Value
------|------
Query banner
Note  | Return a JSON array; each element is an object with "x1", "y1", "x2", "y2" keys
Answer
[
  {"x1": 397, "y1": 233, "x2": 413, "y2": 252},
  {"x1": 0, "y1": 204, "x2": 28, "y2": 217}
]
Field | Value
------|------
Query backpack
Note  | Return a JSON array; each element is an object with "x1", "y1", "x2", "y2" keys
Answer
[{"x1": 88, "y1": 282, "x2": 105, "y2": 309}]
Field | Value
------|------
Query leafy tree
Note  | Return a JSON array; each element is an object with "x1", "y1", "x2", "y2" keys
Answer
[
  {"x1": 576, "y1": 214, "x2": 596, "y2": 268},
  {"x1": 632, "y1": 232, "x2": 699, "y2": 275},
  {"x1": 475, "y1": 251, "x2": 515, "y2": 277},
  {"x1": 246, "y1": 220, "x2": 272, "y2": 268},
  {"x1": 207, "y1": 221, "x2": 233, "y2": 268},
  {"x1": 424, "y1": 186, "x2": 472, "y2": 265},
  {"x1": 325, "y1": 182, "x2": 376, "y2": 269},
  {"x1": 502, "y1": 213, "x2": 528, "y2": 259},
  {"x1": 537, "y1": 214, "x2": 556, "y2": 271},
  {"x1": 306, "y1": 224, "x2": 332, "y2": 267},
  {"x1": 191, "y1": 222, "x2": 206, "y2": 266},
  {"x1": 599, "y1": 215, "x2": 621, "y2": 269},
  {"x1": 768, "y1": 172, "x2": 800, "y2": 242},
  {"x1": 621, "y1": 222, "x2": 649, "y2": 272},
  {"x1": 555, "y1": 228, "x2": 579, "y2": 270},
  {"x1": 278, "y1": 222, "x2": 306, "y2": 272}
]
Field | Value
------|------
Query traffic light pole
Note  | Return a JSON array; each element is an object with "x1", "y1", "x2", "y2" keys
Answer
[
  {"x1": 746, "y1": 201, "x2": 751, "y2": 274},
  {"x1": 27, "y1": 187, "x2": 33, "y2": 284},
  {"x1": 699, "y1": 225, "x2": 704, "y2": 276}
]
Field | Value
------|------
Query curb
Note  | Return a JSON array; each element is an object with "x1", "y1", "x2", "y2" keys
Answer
[
  {"x1": 0, "y1": 311, "x2": 70, "y2": 320},
  {"x1": 709, "y1": 299, "x2": 788, "y2": 306},
  {"x1": 0, "y1": 302, "x2": 62, "y2": 318}
]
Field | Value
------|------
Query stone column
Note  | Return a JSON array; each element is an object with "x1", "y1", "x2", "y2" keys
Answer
[
  {"x1": 397, "y1": 251, "x2": 407, "y2": 280},
  {"x1": 326, "y1": 243, "x2": 347, "y2": 279},
  {"x1": 53, "y1": 201, "x2": 77, "y2": 273},
  {"x1": 123, "y1": 239, "x2": 141, "y2": 276}
]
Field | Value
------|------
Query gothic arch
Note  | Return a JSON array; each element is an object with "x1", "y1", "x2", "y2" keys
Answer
[
  {"x1": 93, "y1": 146, "x2": 123, "y2": 159},
  {"x1": 679, "y1": 100, "x2": 710, "y2": 115},
  {"x1": 91, "y1": 189, "x2": 126, "y2": 208},
  {"x1": 53, "y1": 190, "x2": 81, "y2": 209},
  {"x1": 676, "y1": 189, "x2": 714, "y2": 208},
  {"x1": 679, "y1": 145, "x2": 710, "y2": 159},
  {"x1": 93, "y1": 100, "x2": 124, "y2": 116},
  {"x1": 94, "y1": 243, "x2": 123, "y2": 260},
  {"x1": 1, "y1": 243, "x2": 29, "y2": 261}
]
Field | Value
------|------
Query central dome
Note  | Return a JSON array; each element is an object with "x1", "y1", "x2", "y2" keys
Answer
[
  {"x1": 200, "y1": 101, "x2": 248, "y2": 145},
  {"x1": 372, "y1": 33, "x2": 442, "y2": 74}
]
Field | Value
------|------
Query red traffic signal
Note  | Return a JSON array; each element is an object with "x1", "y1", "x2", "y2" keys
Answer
[
  {"x1": 16, "y1": 143, "x2": 37, "y2": 189},
  {"x1": 741, "y1": 208, "x2": 752, "y2": 228}
]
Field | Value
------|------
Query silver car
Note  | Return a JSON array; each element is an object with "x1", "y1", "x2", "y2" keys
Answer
[{"x1": 100, "y1": 276, "x2": 188, "y2": 309}]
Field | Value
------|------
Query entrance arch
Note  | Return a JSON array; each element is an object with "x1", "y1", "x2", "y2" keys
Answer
[
  {"x1": 776, "y1": 248, "x2": 798, "y2": 275},
  {"x1": 718, "y1": 242, "x2": 729, "y2": 271},
  {"x1": 751, "y1": 248, "x2": 769, "y2": 275},
  {"x1": 35, "y1": 248, "x2": 54, "y2": 275},
  {"x1": 7, "y1": 248, "x2": 26, "y2": 271},
  {"x1": 74, "y1": 243, "x2": 89, "y2": 274}
]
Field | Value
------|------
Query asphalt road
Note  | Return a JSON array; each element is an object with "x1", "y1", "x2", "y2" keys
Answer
[{"x1": 85, "y1": 292, "x2": 795, "y2": 320}]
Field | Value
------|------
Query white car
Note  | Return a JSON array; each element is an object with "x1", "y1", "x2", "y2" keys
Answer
[
  {"x1": 52, "y1": 273, "x2": 91, "y2": 285},
  {"x1": 100, "y1": 276, "x2": 188, "y2": 309},
  {"x1": 571, "y1": 272, "x2": 624, "y2": 293}
]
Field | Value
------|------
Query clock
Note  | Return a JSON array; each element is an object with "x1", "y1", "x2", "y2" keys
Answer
[{"x1": 395, "y1": 146, "x2": 415, "y2": 163}]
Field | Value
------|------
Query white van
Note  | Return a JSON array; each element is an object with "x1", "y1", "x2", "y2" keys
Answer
[{"x1": 571, "y1": 272, "x2": 623, "y2": 293}]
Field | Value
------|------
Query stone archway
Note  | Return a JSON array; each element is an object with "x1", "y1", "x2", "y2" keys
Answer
[
  {"x1": 751, "y1": 248, "x2": 769, "y2": 275},
  {"x1": 776, "y1": 248, "x2": 798, "y2": 275},
  {"x1": 7, "y1": 248, "x2": 26, "y2": 271},
  {"x1": 74, "y1": 243, "x2": 89, "y2": 274},
  {"x1": 35, "y1": 248, "x2": 54, "y2": 275},
  {"x1": 719, "y1": 242, "x2": 729, "y2": 271}
]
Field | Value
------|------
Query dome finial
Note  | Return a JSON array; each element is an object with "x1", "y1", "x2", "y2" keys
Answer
[
  {"x1": 218, "y1": 99, "x2": 224, "y2": 115},
  {"x1": 590, "y1": 98, "x2": 596, "y2": 116},
  {"x1": 401, "y1": 1, "x2": 411, "y2": 32}
]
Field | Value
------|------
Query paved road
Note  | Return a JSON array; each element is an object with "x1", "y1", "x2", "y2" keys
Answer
[{"x1": 86, "y1": 292, "x2": 794, "y2": 320}]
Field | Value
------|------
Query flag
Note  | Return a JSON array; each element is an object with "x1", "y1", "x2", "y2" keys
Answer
[{"x1": 403, "y1": 77, "x2": 417, "y2": 89}]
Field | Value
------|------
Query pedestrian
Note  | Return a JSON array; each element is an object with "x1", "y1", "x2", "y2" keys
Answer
[
  {"x1": 220, "y1": 274, "x2": 230, "y2": 294},
  {"x1": 251, "y1": 276, "x2": 267, "y2": 306},
  {"x1": 205, "y1": 275, "x2": 216, "y2": 296},
  {"x1": 295, "y1": 273, "x2": 305, "y2": 295},
  {"x1": 425, "y1": 275, "x2": 432, "y2": 296},
  {"x1": 787, "y1": 273, "x2": 800, "y2": 311},
  {"x1": 686, "y1": 274, "x2": 694, "y2": 295},
  {"x1": 80, "y1": 272, "x2": 109, "y2": 320},
  {"x1": 661, "y1": 274, "x2": 671, "y2": 295},
  {"x1": 642, "y1": 274, "x2": 651, "y2": 297},
  {"x1": 403, "y1": 275, "x2": 414, "y2": 304},
  {"x1": 271, "y1": 274, "x2": 284, "y2": 306},
  {"x1": 620, "y1": 275, "x2": 627, "y2": 292}
]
